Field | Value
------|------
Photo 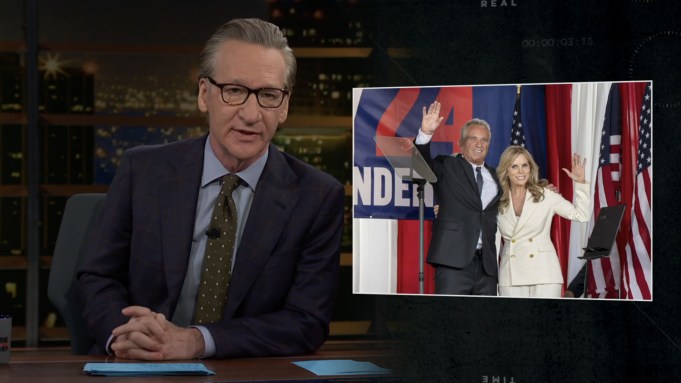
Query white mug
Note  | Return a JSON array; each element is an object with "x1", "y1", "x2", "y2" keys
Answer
[{"x1": 0, "y1": 315, "x2": 10, "y2": 364}]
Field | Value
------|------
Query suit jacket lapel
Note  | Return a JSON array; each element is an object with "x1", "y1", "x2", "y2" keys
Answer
[
  {"x1": 513, "y1": 190, "x2": 539, "y2": 236},
  {"x1": 224, "y1": 144, "x2": 300, "y2": 317},
  {"x1": 499, "y1": 199, "x2": 517, "y2": 235},
  {"x1": 456, "y1": 155, "x2": 502, "y2": 207},
  {"x1": 455, "y1": 154, "x2": 480, "y2": 197},
  {"x1": 160, "y1": 136, "x2": 205, "y2": 311}
]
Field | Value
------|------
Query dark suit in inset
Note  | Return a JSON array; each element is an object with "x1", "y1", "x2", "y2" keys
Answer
[
  {"x1": 77, "y1": 135, "x2": 344, "y2": 358},
  {"x1": 416, "y1": 142, "x2": 501, "y2": 295}
]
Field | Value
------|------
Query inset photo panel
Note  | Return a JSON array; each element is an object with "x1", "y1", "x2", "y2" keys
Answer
[{"x1": 352, "y1": 81, "x2": 652, "y2": 301}]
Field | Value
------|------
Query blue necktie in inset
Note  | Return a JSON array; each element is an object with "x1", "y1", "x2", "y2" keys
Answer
[{"x1": 475, "y1": 166, "x2": 483, "y2": 196}]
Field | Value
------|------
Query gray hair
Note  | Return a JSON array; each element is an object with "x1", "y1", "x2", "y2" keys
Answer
[
  {"x1": 460, "y1": 118, "x2": 492, "y2": 141},
  {"x1": 198, "y1": 18, "x2": 296, "y2": 90}
]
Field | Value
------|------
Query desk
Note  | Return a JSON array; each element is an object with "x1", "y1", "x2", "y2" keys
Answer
[{"x1": 1, "y1": 345, "x2": 399, "y2": 382}]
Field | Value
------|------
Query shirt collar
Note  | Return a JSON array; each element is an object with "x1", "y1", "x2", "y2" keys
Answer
[
  {"x1": 201, "y1": 136, "x2": 268, "y2": 191},
  {"x1": 456, "y1": 153, "x2": 486, "y2": 169},
  {"x1": 465, "y1": 159, "x2": 486, "y2": 170}
]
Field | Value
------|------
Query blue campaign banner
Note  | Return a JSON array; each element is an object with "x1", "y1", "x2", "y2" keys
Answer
[{"x1": 353, "y1": 85, "x2": 547, "y2": 220}]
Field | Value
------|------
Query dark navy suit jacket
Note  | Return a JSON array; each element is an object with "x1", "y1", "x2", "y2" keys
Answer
[
  {"x1": 77, "y1": 135, "x2": 344, "y2": 358},
  {"x1": 416, "y1": 142, "x2": 501, "y2": 277}
]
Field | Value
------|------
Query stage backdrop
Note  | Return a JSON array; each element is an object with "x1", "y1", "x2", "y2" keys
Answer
[{"x1": 352, "y1": 82, "x2": 652, "y2": 300}]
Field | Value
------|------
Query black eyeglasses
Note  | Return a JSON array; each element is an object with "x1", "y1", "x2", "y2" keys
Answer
[{"x1": 205, "y1": 77, "x2": 289, "y2": 108}]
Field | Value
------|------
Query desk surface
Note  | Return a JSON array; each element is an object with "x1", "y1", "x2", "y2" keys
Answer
[{"x1": 1, "y1": 346, "x2": 399, "y2": 382}]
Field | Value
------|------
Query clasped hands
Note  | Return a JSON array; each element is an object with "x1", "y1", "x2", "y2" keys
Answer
[{"x1": 110, "y1": 306, "x2": 205, "y2": 360}]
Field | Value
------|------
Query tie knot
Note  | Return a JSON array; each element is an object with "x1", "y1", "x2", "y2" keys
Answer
[
  {"x1": 221, "y1": 174, "x2": 241, "y2": 193},
  {"x1": 476, "y1": 166, "x2": 481, "y2": 173}
]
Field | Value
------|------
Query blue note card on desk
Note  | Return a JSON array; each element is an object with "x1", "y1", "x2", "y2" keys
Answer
[
  {"x1": 83, "y1": 362, "x2": 215, "y2": 376},
  {"x1": 293, "y1": 360, "x2": 391, "y2": 376}
]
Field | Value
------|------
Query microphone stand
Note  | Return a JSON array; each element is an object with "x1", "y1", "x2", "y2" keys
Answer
[
  {"x1": 415, "y1": 179, "x2": 427, "y2": 294},
  {"x1": 373, "y1": 135, "x2": 437, "y2": 295}
]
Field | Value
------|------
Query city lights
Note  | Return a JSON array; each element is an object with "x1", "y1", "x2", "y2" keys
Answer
[{"x1": 39, "y1": 52, "x2": 69, "y2": 80}]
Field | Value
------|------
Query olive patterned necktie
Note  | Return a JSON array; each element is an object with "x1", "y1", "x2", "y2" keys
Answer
[{"x1": 194, "y1": 174, "x2": 241, "y2": 324}]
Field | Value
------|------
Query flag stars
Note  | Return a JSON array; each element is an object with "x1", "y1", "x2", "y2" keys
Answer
[
  {"x1": 595, "y1": 83, "x2": 651, "y2": 298},
  {"x1": 510, "y1": 92, "x2": 526, "y2": 147}
]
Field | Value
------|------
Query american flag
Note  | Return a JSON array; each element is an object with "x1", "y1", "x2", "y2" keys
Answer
[
  {"x1": 587, "y1": 84, "x2": 622, "y2": 298},
  {"x1": 622, "y1": 82, "x2": 652, "y2": 299},
  {"x1": 510, "y1": 87, "x2": 526, "y2": 147}
]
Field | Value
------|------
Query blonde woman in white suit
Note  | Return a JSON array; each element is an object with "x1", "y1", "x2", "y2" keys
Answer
[{"x1": 496, "y1": 146, "x2": 591, "y2": 298}]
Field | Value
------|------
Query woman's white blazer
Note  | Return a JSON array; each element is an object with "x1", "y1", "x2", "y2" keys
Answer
[{"x1": 497, "y1": 182, "x2": 591, "y2": 287}]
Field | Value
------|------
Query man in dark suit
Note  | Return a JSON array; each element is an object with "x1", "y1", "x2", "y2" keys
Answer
[
  {"x1": 77, "y1": 18, "x2": 344, "y2": 360},
  {"x1": 415, "y1": 101, "x2": 501, "y2": 295}
]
